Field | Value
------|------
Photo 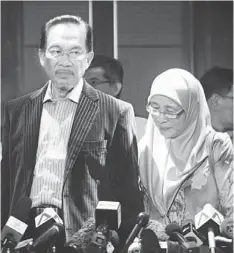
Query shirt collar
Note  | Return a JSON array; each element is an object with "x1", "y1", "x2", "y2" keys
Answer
[{"x1": 43, "y1": 79, "x2": 83, "y2": 104}]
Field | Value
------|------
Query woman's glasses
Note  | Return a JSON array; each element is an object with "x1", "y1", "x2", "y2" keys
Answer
[{"x1": 146, "y1": 105, "x2": 184, "y2": 119}]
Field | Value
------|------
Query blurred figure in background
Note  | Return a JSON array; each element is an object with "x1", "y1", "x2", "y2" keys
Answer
[
  {"x1": 200, "y1": 66, "x2": 233, "y2": 141},
  {"x1": 84, "y1": 54, "x2": 123, "y2": 98},
  {"x1": 84, "y1": 55, "x2": 147, "y2": 142}
]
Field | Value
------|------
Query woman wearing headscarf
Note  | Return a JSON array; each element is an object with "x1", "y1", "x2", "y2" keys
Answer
[{"x1": 138, "y1": 68, "x2": 233, "y2": 228}]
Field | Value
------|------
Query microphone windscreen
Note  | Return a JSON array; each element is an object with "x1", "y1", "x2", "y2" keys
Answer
[
  {"x1": 142, "y1": 219, "x2": 169, "y2": 241},
  {"x1": 136, "y1": 212, "x2": 150, "y2": 227},
  {"x1": 165, "y1": 223, "x2": 182, "y2": 238},
  {"x1": 64, "y1": 218, "x2": 96, "y2": 251},
  {"x1": 220, "y1": 217, "x2": 233, "y2": 239},
  {"x1": 28, "y1": 223, "x2": 64, "y2": 253},
  {"x1": 141, "y1": 219, "x2": 169, "y2": 253},
  {"x1": 125, "y1": 212, "x2": 149, "y2": 249},
  {"x1": 109, "y1": 230, "x2": 119, "y2": 248},
  {"x1": 141, "y1": 229, "x2": 161, "y2": 253}
]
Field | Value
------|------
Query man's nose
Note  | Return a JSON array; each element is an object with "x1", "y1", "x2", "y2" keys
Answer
[{"x1": 59, "y1": 53, "x2": 72, "y2": 66}]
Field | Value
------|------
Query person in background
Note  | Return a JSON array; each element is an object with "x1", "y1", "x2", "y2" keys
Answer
[
  {"x1": 84, "y1": 55, "x2": 147, "y2": 142},
  {"x1": 84, "y1": 54, "x2": 123, "y2": 98},
  {"x1": 200, "y1": 66, "x2": 233, "y2": 141},
  {"x1": 138, "y1": 68, "x2": 233, "y2": 252},
  {"x1": 1, "y1": 14, "x2": 144, "y2": 251}
]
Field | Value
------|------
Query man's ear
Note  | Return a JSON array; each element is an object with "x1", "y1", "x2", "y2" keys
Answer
[
  {"x1": 112, "y1": 82, "x2": 122, "y2": 97},
  {"x1": 209, "y1": 93, "x2": 221, "y2": 110},
  {"x1": 38, "y1": 49, "x2": 45, "y2": 67},
  {"x1": 86, "y1": 51, "x2": 94, "y2": 68}
]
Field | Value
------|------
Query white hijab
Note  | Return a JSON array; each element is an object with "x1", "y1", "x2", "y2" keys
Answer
[{"x1": 138, "y1": 68, "x2": 211, "y2": 217}]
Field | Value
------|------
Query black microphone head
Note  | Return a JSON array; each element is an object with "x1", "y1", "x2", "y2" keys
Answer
[
  {"x1": 141, "y1": 220, "x2": 169, "y2": 253},
  {"x1": 109, "y1": 230, "x2": 119, "y2": 248},
  {"x1": 136, "y1": 212, "x2": 150, "y2": 226},
  {"x1": 141, "y1": 228, "x2": 161, "y2": 253},
  {"x1": 11, "y1": 196, "x2": 32, "y2": 223},
  {"x1": 28, "y1": 223, "x2": 64, "y2": 253},
  {"x1": 165, "y1": 223, "x2": 182, "y2": 237}
]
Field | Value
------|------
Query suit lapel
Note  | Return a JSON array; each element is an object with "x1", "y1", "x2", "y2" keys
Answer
[
  {"x1": 64, "y1": 82, "x2": 99, "y2": 182},
  {"x1": 23, "y1": 84, "x2": 48, "y2": 194}
]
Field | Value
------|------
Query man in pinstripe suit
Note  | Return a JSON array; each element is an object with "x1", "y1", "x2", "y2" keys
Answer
[{"x1": 1, "y1": 15, "x2": 144, "y2": 250}]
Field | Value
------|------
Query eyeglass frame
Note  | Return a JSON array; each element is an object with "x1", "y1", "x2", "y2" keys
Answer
[
  {"x1": 221, "y1": 95, "x2": 233, "y2": 99},
  {"x1": 146, "y1": 105, "x2": 184, "y2": 119},
  {"x1": 88, "y1": 79, "x2": 111, "y2": 87},
  {"x1": 44, "y1": 48, "x2": 89, "y2": 61}
]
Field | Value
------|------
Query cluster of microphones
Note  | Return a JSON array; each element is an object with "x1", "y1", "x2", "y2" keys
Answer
[{"x1": 1, "y1": 197, "x2": 233, "y2": 253}]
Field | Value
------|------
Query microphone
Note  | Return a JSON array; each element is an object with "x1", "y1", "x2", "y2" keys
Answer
[
  {"x1": 182, "y1": 219, "x2": 204, "y2": 246},
  {"x1": 65, "y1": 201, "x2": 121, "y2": 253},
  {"x1": 87, "y1": 201, "x2": 121, "y2": 253},
  {"x1": 1, "y1": 196, "x2": 32, "y2": 252},
  {"x1": 15, "y1": 208, "x2": 64, "y2": 252},
  {"x1": 95, "y1": 201, "x2": 121, "y2": 231},
  {"x1": 215, "y1": 236, "x2": 233, "y2": 252},
  {"x1": 64, "y1": 218, "x2": 96, "y2": 253},
  {"x1": 215, "y1": 235, "x2": 232, "y2": 244},
  {"x1": 124, "y1": 212, "x2": 149, "y2": 251},
  {"x1": 27, "y1": 222, "x2": 64, "y2": 253},
  {"x1": 165, "y1": 223, "x2": 199, "y2": 253},
  {"x1": 140, "y1": 219, "x2": 168, "y2": 253},
  {"x1": 33, "y1": 207, "x2": 63, "y2": 239},
  {"x1": 220, "y1": 217, "x2": 233, "y2": 239},
  {"x1": 195, "y1": 204, "x2": 224, "y2": 253}
]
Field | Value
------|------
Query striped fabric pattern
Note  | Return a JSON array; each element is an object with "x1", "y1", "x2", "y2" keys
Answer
[{"x1": 30, "y1": 100, "x2": 77, "y2": 208}]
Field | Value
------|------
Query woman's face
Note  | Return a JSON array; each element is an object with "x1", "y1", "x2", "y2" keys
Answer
[{"x1": 149, "y1": 95, "x2": 186, "y2": 139}]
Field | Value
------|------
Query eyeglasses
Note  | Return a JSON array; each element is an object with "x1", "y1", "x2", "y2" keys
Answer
[
  {"x1": 146, "y1": 105, "x2": 184, "y2": 119},
  {"x1": 45, "y1": 48, "x2": 87, "y2": 61},
  {"x1": 89, "y1": 80, "x2": 111, "y2": 87},
  {"x1": 222, "y1": 96, "x2": 233, "y2": 99}
]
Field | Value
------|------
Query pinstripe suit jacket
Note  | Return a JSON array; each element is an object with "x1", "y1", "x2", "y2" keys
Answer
[{"x1": 1, "y1": 80, "x2": 144, "y2": 245}]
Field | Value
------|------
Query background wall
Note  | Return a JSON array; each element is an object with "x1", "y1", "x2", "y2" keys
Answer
[
  {"x1": 1, "y1": 1, "x2": 233, "y2": 122},
  {"x1": 118, "y1": 1, "x2": 193, "y2": 117}
]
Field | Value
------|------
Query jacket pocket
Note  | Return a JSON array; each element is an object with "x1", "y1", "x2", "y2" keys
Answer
[{"x1": 80, "y1": 140, "x2": 107, "y2": 179}]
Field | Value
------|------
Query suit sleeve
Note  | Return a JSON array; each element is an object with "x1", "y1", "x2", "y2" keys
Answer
[
  {"x1": 1, "y1": 102, "x2": 11, "y2": 227},
  {"x1": 110, "y1": 104, "x2": 144, "y2": 247}
]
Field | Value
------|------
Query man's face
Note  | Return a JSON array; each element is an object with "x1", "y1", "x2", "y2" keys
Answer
[
  {"x1": 39, "y1": 23, "x2": 93, "y2": 91},
  {"x1": 218, "y1": 86, "x2": 233, "y2": 131},
  {"x1": 84, "y1": 67, "x2": 121, "y2": 97}
]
